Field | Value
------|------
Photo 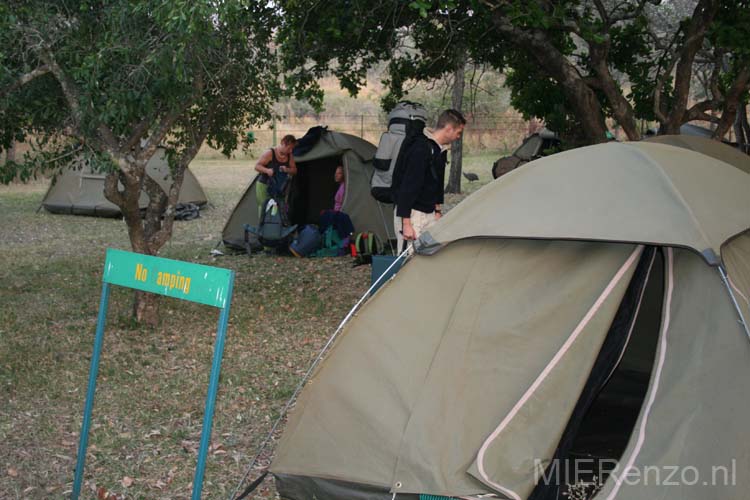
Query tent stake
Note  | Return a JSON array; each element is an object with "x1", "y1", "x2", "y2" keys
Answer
[{"x1": 377, "y1": 201, "x2": 397, "y2": 255}]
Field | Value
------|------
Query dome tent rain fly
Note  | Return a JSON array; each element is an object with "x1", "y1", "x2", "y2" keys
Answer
[
  {"x1": 41, "y1": 148, "x2": 207, "y2": 217},
  {"x1": 267, "y1": 141, "x2": 750, "y2": 500}
]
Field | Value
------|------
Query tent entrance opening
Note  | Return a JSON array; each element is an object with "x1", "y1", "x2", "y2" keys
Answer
[
  {"x1": 289, "y1": 156, "x2": 342, "y2": 227},
  {"x1": 531, "y1": 248, "x2": 665, "y2": 500}
]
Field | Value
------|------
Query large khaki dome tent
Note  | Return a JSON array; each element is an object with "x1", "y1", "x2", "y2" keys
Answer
[
  {"x1": 41, "y1": 148, "x2": 207, "y2": 217},
  {"x1": 269, "y1": 142, "x2": 750, "y2": 500},
  {"x1": 222, "y1": 128, "x2": 394, "y2": 249}
]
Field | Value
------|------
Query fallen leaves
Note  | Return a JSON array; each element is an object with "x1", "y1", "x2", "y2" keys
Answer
[{"x1": 96, "y1": 486, "x2": 124, "y2": 500}]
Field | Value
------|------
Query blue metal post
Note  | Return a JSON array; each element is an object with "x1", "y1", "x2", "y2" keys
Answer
[
  {"x1": 72, "y1": 283, "x2": 111, "y2": 499},
  {"x1": 192, "y1": 273, "x2": 235, "y2": 499}
]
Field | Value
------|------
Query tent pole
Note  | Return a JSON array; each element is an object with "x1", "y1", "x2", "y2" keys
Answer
[
  {"x1": 230, "y1": 247, "x2": 412, "y2": 499},
  {"x1": 377, "y1": 202, "x2": 396, "y2": 255},
  {"x1": 718, "y1": 265, "x2": 750, "y2": 343}
]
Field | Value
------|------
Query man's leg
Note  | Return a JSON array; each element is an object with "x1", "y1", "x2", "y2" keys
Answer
[{"x1": 394, "y1": 206, "x2": 404, "y2": 253}]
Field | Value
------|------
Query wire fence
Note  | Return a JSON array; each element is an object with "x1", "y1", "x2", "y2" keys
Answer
[
  {"x1": 227, "y1": 113, "x2": 536, "y2": 158},
  {"x1": 3, "y1": 113, "x2": 537, "y2": 165}
]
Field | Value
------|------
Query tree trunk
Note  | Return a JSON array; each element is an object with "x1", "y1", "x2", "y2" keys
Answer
[
  {"x1": 588, "y1": 42, "x2": 641, "y2": 140},
  {"x1": 658, "y1": 0, "x2": 719, "y2": 134},
  {"x1": 133, "y1": 290, "x2": 160, "y2": 325},
  {"x1": 105, "y1": 131, "x2": 205, "y2": 327},
  {"x1": 712, "y1": 67, "x2": 750, "y2": 141},
  {"x1": 741, "y1": 104, "x2": 750, "y2": 154},
  {"x1": 735, "y1": 102, "x2": 749, "y2": 153},
  {"x1": 104, "y1": 159, "x2": 163, "y2": 326},
  {"x1": 733, "y1": 104, "x2": 745, "y2": 147},
  {"x1": 446, "y1": 52, "x2": 467, "y2": 194}
]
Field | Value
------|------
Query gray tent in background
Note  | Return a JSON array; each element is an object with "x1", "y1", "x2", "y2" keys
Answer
[
  {"x1": 645, "y1": 134, "x2": 750, "y2": 174},
  {"x1": 41, "y1": 148, "x2": 207, "y2": 217},
  {"x1": 492, "y1": 128, "x2": 561, "y2": 179},
  {"x1": 680, "y1": 122, "x2": 714, "y2": 138},
  {"x1": 221, "y1": 129, "x2": 394, "y2": 249},
  {"x1": 270, "y1": 142, "x2": 750, "y2": 500}
]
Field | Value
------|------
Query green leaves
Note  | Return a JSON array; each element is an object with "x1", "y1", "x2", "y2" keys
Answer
[
  {"x1": 2, "y1": 0, "x2": 284, "y2": 180},
  {"x1": 409, "y1": 0, "x2": 432, "y2": 18}
]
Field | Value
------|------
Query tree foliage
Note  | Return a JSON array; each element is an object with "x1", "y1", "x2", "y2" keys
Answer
[
  {"x1": 277, "y1": 0, "x2": 750, "y2": 145},
  {"x1": 1, "y1": 1, "x2": 289, "y2": 324}
]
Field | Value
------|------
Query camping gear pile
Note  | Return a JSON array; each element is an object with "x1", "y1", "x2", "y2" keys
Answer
[
  {"x1": 41, "y1": 147, "x2": 208, "y2": 217},
  {"x1": 491, "y1": 128, "x2": 561, "y2": 179},
  {"x1": 260, "y1": 140, "x2": 750, "y2": 500}
]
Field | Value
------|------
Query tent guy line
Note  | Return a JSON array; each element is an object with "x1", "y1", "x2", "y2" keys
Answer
[
  {"x1": 718, "y1": 265, "x2": 750, "y2": 342},
  {"x1": 230, "y1": 247, "x2": 412, "y2": 500}
]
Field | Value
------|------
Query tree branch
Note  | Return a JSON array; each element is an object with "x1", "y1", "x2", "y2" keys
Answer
[
  {"x1": 137, "y1": 72, "x2": 204, "y2": 161},
  {"x1": 33, "y1": 38, "x2": 119, "y2": 151},
  {"x1": 593, "y1": 0, "x2": 610, "y2": 26},
  {"x1": 713, "y1": 66, "x2": 750, "y2": 140},
  {"x1": 103, "y1": 169, "x2": 126, "y2": 208},
  {"x1": 122, "y1": 118, "x2": 155, "y2": 153},
  {"x1": 487, "y1": 7, "x2": 608, "y2": 141},
  {"x1": 0, "y1": 64, "x2": 50, "y2": 98},
  {"x1": 147, "y1": 122, "x2": 209, "y2": 252},
  {"x1": 665, "y1": 0, "x2": 719, "y2": 129},
  {"x1": 136, "y1": 106, "x2": 184, "y2": 162}
]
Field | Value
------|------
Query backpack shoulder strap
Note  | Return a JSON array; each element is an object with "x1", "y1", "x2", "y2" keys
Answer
[
  {"x1": 424, "y1": 138, "x2": 440, "y2": 181},
  {"x1": 258, "y1": 198, "x2": 270, "y2": 226}
]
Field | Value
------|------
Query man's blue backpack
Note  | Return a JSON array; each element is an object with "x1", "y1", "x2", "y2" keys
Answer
[{"x1": 289, "y1": 225, "x2": 322, "y2": 257}]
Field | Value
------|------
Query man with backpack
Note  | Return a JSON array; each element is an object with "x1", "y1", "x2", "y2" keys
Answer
[{"x1": 395, "y1": 109, "x2": 466, "y2": 252}]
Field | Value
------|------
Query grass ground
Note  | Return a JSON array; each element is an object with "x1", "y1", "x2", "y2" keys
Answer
[{"x1": 0, "y1": 151, "x2": 499, "y2": 499}]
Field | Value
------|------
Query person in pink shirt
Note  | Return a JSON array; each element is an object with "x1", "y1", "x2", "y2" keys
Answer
[{"x1": 333, "y1": 165, "x2": 345, "y2": 211}]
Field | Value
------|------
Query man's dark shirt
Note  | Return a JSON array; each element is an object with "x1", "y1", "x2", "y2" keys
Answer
[{"x1": 395, "y1": 136, "x2": 447, "y2": 218}]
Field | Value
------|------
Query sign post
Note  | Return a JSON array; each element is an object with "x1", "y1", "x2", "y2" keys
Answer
[{"x1": 72, "y1": 249, "x2": 235, "y2": 500}]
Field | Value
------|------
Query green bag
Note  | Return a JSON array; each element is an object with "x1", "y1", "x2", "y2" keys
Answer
[{"x1": 313, "y1": 226, "x2": 343, "y2": 257}]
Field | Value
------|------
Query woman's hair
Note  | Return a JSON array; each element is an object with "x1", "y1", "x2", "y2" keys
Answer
[{"x1": 280, "y1": 134, "x2": 297, "y2": 146}]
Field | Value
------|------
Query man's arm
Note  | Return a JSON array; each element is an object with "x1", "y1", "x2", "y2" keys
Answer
[{"x1": 254, "y1": 150, "x2": 274, "y2": 176}]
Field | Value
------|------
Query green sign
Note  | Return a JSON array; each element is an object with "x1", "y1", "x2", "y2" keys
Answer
[
  {"x1": 102, "y1": 248, "x2": 233, "y2": 308},
  {"x1": 73, "y1": 249, "x2": 236, "y2": 499}
]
